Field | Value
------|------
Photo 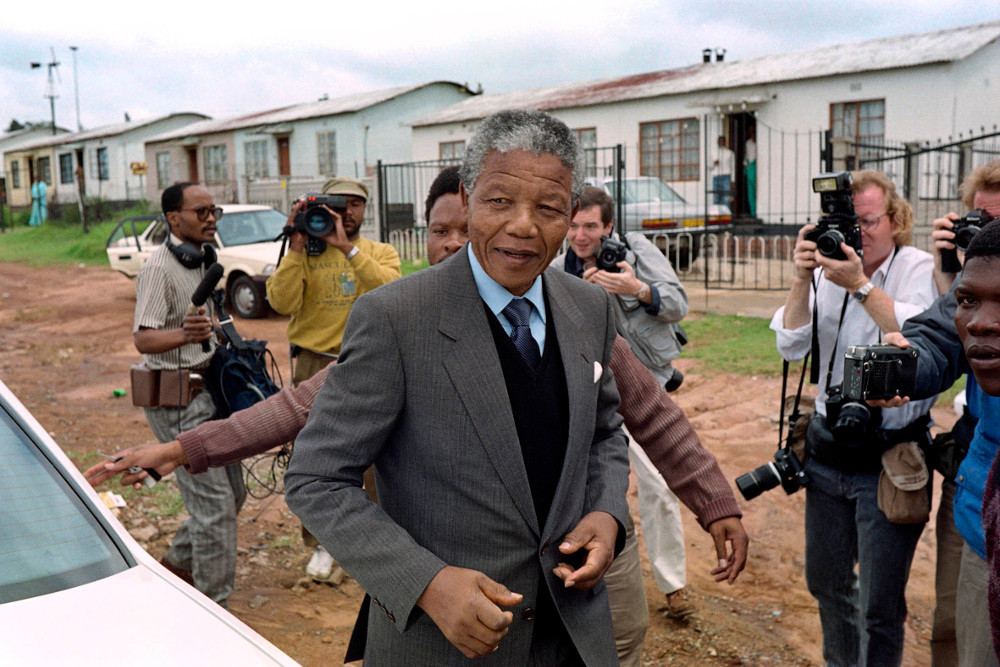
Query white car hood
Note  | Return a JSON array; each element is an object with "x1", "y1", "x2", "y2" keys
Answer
[
  {"x1": 0, "y1": 565, "x2": 298, "y2": 665},
  {"x1": 219, "y1": 240, "x2": 285, "y2": 266}
]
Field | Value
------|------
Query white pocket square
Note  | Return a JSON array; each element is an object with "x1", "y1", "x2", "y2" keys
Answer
[{"x1": 593, "y1": 361, "x2": 603, "y2": 383}]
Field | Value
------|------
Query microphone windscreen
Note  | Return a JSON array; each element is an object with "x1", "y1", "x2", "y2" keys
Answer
[{"x1": 191, "y1": 263, "x2": 224, "y2": 308}]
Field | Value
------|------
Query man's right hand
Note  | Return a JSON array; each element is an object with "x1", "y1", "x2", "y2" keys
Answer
[
  {"x1": 793, "y1": 224, "x2": 820, "y2": 280},
  {"x1": 83, "y1": 441, "x2": 187, "y2": 489},
  {"x1": 286, "y1": 200, "x2": 307, "y2": 253},
  {"x1": 182, "y1": 308, "x2": 214, "y2": 344},
  {"x1": 931, "y1": 213, "x2": 959, "y2": 254},
  {"x1": 416, "y1": 565, "x2": 522, "y2": 659}
]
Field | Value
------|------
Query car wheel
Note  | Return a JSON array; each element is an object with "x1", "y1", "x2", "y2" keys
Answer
[{"x1": 229, "y1": 275, "x2": 267, "y2": 319}]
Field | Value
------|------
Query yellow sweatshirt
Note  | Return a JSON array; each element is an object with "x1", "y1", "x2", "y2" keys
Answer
[{"x1": 265, "y1": 237, "x2": 401, "y2": 354}]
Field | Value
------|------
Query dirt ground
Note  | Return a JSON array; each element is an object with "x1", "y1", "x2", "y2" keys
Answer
[{"x1": 0, "y1": 262, "x2": 955, "y2": 666}]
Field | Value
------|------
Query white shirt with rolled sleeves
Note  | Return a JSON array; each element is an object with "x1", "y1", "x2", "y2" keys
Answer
[{"x1": 769, "y1": 245, "x2": 938, "y2": 429}]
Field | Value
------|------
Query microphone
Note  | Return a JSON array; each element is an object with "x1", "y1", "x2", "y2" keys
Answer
[{"x1": 187, "y1": 263, "x2": 224, "y2": 352}]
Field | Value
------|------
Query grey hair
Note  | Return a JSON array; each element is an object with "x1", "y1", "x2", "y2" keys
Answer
[{"x1": 459, "y1": 109, "x2": 585, "y2": 203}]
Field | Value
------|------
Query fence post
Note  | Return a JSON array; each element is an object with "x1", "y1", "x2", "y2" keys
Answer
[
  {"x1": 376, "y1": 159, "x2": 386, "y2": 244},
  {"x1": 903, "y1": 142, "x2": 920, "y2": 204},
  {"x1": 614, "y1": 145, "x2": 624, "y2": 238}
]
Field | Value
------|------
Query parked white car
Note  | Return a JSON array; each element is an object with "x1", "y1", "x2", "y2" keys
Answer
[
  {"x1": 0, "y1": 378, "x2": 298, "y2": 665},
  {"x1": 106, "y1": 205, "x2": 288, "y2": 319}
]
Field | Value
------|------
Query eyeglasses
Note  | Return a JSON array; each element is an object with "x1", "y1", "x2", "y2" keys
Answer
[
  {"x1": 858, "y1": 214, "x2": 885, "y2": 231},
  {"x1": 181, "y1": 206, "x2": 223, "y2": 222}
]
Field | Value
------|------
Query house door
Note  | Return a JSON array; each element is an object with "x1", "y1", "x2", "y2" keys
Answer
[
  {"x1": 187, "y1": 147, "x2": 199, "y2": 182},
  {"x1": 75, "y1": 149, "x2": 86, "y2": 196},
  {"x1": 728, "y1": 113, "x2": 757, "y2": 220},
  {"x1": 278, "y1": 137, "x2": 290, "y2": 176}
]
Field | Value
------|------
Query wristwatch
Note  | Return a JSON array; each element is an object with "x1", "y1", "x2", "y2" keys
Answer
[
  {"x1": 635, "y1": 283, "x2": 649, "y2": 300},
  {"x1": 852, "y1": 281, "x2": 874, "y2": 303}
]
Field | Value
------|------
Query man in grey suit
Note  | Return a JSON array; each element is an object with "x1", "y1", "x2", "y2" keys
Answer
[{"x1": 284, "y1": 109, "x2": 630, "y2": 664}]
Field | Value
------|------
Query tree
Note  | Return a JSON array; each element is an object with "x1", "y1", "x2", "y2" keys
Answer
[{"x1": 6, "y1": 120, "x2": 24, "y2": 132}]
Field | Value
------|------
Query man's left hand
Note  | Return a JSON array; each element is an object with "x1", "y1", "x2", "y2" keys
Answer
[
  {"x1": 318, "y1": 206, "x2": 355, "y2": 255},
  {"x1": 583, "y1": 263, "x2": 643, "y2": 297},
  {"x1": 815, "y1": 243, "x2": 867, "y2": 292},
  {"x1": 706, "y1": 517, "x2": 749, "y2": 584},
  {"x1": 552, "y1": 511, "x2": 618, "y2": 590}
]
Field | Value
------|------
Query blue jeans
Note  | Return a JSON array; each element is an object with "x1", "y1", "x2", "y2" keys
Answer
[{"x1": 804, "y1": 458, "x2": 924, "y2": 666}]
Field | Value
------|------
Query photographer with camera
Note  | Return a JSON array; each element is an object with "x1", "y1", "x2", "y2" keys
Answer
[
  {"x1": 770, "y1": 170, "x2": 937, "y2": 666},
  {"x1": 266, "y1": 176, "x2": 401, "y2": 385},
  {"x1": 266, "y1": 176, "x2": 400, "y2": 580},
  {"x1": 553, "y1": 186, "x2": 696, "y2": 617}
]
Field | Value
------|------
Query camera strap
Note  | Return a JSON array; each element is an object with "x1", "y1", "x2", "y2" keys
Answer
[{"x1": 779, "y1": 355, "x2": 810, "y2": 450}]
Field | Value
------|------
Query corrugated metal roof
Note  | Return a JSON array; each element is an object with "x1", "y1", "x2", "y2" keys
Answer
[
  {"x1": 13, "y1": 113, "x2": 209, "y2": 151},
  {"x1": 414, "y1": 19, "x2": 1000, "y2": 127},
  {"x1": 147, "y1": 81, "x2": 473, "y2": 143}
]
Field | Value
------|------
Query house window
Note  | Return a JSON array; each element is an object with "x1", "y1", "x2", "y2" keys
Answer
[
  {"x1": 156, "y1": 152, "x2": 171, "y2": 189},
  {"x1": 244, "y1": 140, "x2": 269, "y2": 179},
  {"x1": 439, "y1": 141, "x2": 465, "y2": 161},
  {"x1": 96, "y1": 147, "x2": 109, "y2": 181},
  {"x1": 573, "y1": 128, "x2": 597, "y2": 177},
  {"x1": 831, "y1": 99, "x2": 885, "y2": 168},
  {"x1": 317, "y1": 131, "x2": 337, "y2": 176},
  {"x1": 11, "y1": 160, "x2": 20, "y2": 189},
  {"x1": 639, "y1": 118, "x2": 700, "y2": 181},
  {"x1": 37, "y1": 156, "x2": 51, "y2": 184},
  {"x1": 203, "y1": 145, "x2": 228, "y2": 185},
  {"x1": 59, "y1": 154, "x2": 74, "y2": 184}
]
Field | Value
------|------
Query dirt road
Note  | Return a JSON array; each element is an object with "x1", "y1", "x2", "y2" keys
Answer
[{"x1": 0, "y1": 262, "x2": 952, "y2": 665}]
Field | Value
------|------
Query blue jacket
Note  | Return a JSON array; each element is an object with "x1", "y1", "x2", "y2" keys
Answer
[{"x1": 902, "y1": 289, "x2": 1000, "y2": 559}]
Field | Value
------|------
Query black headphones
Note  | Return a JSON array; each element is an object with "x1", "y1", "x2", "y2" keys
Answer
[{"x1": 166, "y1": 237, "x2": 218, "y2": 269}]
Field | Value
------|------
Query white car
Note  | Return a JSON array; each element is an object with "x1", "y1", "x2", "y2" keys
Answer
[
  {"x1": 106, "y1": 205, "x2": 288, "y2": 319},
  {"x1": 586, "y1": 175, "x2": 732, "y2": 233},
  {"x1": 0, "y1": 379, "x2": 298, "y2": 665}
]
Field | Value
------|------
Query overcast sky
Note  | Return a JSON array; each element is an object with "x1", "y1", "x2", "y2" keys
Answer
[{"x1": 2, "y1": 0, "x2": 997, "y2": 133}]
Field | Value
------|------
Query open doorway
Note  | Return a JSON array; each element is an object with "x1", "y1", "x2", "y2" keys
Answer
[
  {"x1": 728, "y1": 113, "x2": 757, "y2": 221},
  {"x1": 186, "y1": 147, "x2": 199, "y2": 182}
]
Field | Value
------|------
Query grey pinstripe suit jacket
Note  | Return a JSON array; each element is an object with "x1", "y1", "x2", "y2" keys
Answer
[{"x1": 285, "y1": 244, "x2": 630, "y2": 665}]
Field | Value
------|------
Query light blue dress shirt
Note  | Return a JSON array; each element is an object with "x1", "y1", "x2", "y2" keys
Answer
[{"x1": 468, "y1": 244, "x2": 547, "y2": 353}]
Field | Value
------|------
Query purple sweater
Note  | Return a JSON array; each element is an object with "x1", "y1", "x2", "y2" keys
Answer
[{"x1": 177, "y1": 335, "x2": 741, "y2": 530}]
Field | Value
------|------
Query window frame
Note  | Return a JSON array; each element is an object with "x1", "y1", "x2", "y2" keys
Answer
[
  {"x1": 202, "y1": 144, "x2": 228, "y2": 185},
  {"x1": 317, "y1": 131, "x2": 337, "y2": 176},
  {"x1": 830, "y1": 98, "x2": 886, "y2": 167},
  {"x1": 59, "y1": 154, "x2": 75, "y2": 185},
  {"x1": 638, "y1": 118, "x2": 700, "y2": 182},
  {"x1": 438, "y1": 140, "x2": 465, "y2": 161}
]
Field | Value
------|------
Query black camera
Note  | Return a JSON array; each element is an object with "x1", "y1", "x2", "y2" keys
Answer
[
  {"x1": 940, "y1": 209, "x2": 992, "y2": 273},
  {"x1": 823, "y1": 384, "x2": 880, "y2": 441},
  {"x1": 805, "y1": 172, "x2": 862, "y2": 261},
  {"x1": 289, "y1": 193, "x2": 348, "y2": 238},
  {"x1": 842, "y1": 343, "x2": 918, "y2": 401},
  {"x1": 736, "y1": 444, "x2": 810, "y2": 501},
  {"x1": 595, "y1": 235, "x2": 628, "y2": 272},
  {"x1": 953, "y1": 208, "x2": 992, "y2": 251}
]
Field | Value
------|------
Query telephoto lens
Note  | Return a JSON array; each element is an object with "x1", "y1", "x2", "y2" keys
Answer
[{"x1": 735, "y1": 462, "x2": 782, "y2": 501}]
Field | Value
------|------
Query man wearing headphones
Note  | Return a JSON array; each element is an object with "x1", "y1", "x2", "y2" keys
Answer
[{"x1": 133, "y1": 181, "x2": 246, "y2": 608}]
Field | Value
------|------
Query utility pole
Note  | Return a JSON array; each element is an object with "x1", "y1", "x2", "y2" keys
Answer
[
  {"x1": 70, "y1": 46, "x2": 82, "y2": 131},
  {"x1": 30, "y1": 48, "x2": 61, "y2": 135}
]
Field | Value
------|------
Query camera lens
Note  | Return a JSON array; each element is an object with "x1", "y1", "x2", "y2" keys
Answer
[
  {"x1": 954, "y1": 225, "x2": 980, "y2": 252},
  {"x1": 816, "y1": 229, "x2": 845, "y2": 257},
  {"x1": 302, "y1": 207, "x2": 335, "y2": 237},
  {"x1": 832, "y1": 400, "x2": 871, "y2": 439},
  {"x1": 735, "y1": 462, "x2": 783, "y2": 501}
]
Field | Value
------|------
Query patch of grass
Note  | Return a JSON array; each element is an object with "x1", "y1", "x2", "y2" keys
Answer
[
  {"x1": 268, "y1": 534, "x2": 295, "y2": 550},
  {"x1": 681, "y1": 313, "x2": 783, "y2": 377},
  {"x1": 401, "y1": 259, "x2": 428, "y2": 276},
  {"x1": 141, "y1": 483, "x2": 185, "y2": 518},
  {"x1": 0, "y1": 203, "x2": 152, "y2": 266},
  {"x1": 935, "y1": 375, "x2": 966, "y2": 410}
]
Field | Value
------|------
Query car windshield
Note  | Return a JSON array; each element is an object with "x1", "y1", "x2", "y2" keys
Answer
[
  {"x1": 215, "y1": 209, "x2": 287, "y2": 247},
  {"x1": 0, "y1": 402, "x2": 128, "y2": 604},
  {"x1": 619, "y1": 178, "x2": 686, "y2": 205}
]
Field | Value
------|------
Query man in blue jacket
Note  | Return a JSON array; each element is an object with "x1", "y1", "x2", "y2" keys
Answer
[{"x1": 883, "y1": 161, "x2": 1000, "y2": 666}]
